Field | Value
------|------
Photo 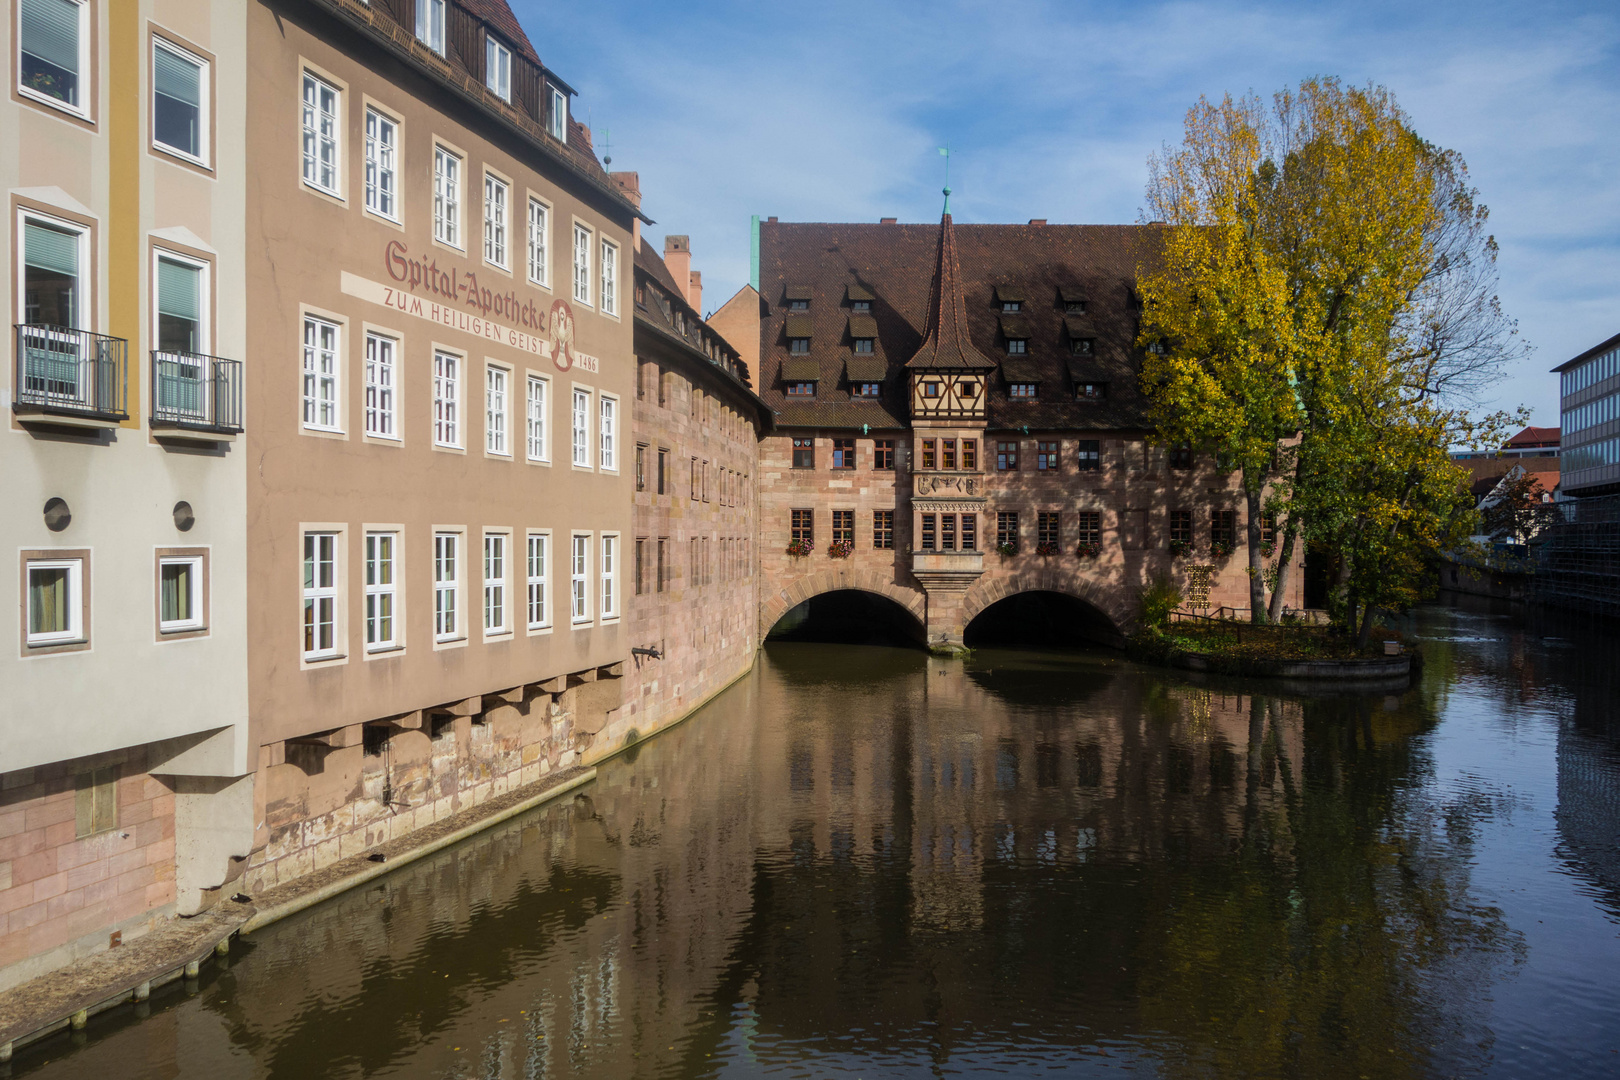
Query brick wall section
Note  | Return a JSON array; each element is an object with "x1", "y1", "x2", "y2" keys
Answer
[
  {"x1": 757, "y1": 431, "x2": 915, "y2": 635},
  {"x1": 757, "y1": 430, "x2": 1301, "y2": 640},
  {"x1": 0, "y1": 748, "x2": 176, "y2": 992},
  {"x1": 241, "y1": 684, "x2": 602, "y2": 895},
  {"x1": 617, "y1": 356, "x2": 762, "y2": 748}
]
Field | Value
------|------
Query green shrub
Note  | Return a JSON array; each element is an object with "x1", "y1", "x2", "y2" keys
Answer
[{"x1": 1138, "y1": 574, "x2": 1182, "y2": 630}]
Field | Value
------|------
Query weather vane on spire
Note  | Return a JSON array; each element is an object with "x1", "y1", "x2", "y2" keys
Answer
[
  {"x1": 938, "y1": 142, "x2": 952, "y2": 212},
  {"x1": 599, "y1": 127, "x2": 612, "y2": 169}
]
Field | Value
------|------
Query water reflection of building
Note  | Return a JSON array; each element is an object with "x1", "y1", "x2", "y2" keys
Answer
[{"x1": 1556, "y1": 723, "x2": 1620, "y2": 916}]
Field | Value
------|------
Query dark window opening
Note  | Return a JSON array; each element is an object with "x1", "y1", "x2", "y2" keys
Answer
[
  {"x1": 1037, "y1": 441, "x2": 1060, "y2": 471},
  {"x1": 1169, "y1": 444, "x2": 1194, "y2": 470},
  {"x1": 996, "y1": 511, "x2": 1018, "y2": 552},
  {"x1": 921, "y1": 439, "x2": 936, "y2": 470},
  {"x1": 1006, "y1": 338, "x2": 1027, "y2": 355},
  {"x1": 1077, "y1": 440, "x2": 1100, "y2": 471},
  {"x1": 832, "y1": 509, "x2": 854, "y2": 545},
  {"x1": 921, "y1": 513, "x2": 936, "y2": 551},
  {"x1": 1170, "y1": 510, "x2": 1193, "y2": 545},
  {"x1": 791, "y1": 509, "x2": 814, "y2": 546},
  {"x1": 1009, "y1": 383, "x2": 1037, "y2": 399},
  {"x1": 874, "y1": 439, "x2": 895, "y2": 470},
  {"x1": 942, "y1": 439, "x2": 956, "y2": 471},
  {"x1": 1211, "y1": 509, "x2": 1236, "y2": 548},
  {"x1": 792, "y1": 437, "x2": 815, "y2": 468},
  {"x1": 786, "y1": 381, "x2": 816, "y2": 396},
  {"x1": 962, "y1": 439, "x2": 978, "y2": 470},
  {"x1": 874, "y1": 509, "x2": 894, "y2": 549},
  {"x1": 1076, "y1": 511, "x2": 1102, "y2": 545},
  {"x1": 997, "y1": 441, "x2": 1020, "y2": 471},
  {"x1": 832, "y1": 438, "x2": 855, "y2": 469},
  {"x1": 941, "y1": 514, "x2": 957, "y2": 551},
  {"x1": 853, "y1": 338, "x2": 874, "y2": 354},
  {"x1": 1038, "y1": 512, "x2": 1060, "y2": 549},
  {"x1": 855, "y1": 382, "x2": 882, "y2": 397},
  {"x1": 1076, "y1": 382, "x2": 1106, "y2": 400},
  {"x1": 962, "y1": 514, "x2": 977, "y2": 550}
]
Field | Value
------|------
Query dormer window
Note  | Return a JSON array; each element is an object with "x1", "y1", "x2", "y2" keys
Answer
[
  {"x1": 852, "y1": 300, "x2": 871, "y2": 313},
  {"x1": 1071, "y1": 337, "x2": 1095, "y2": 356},
  {"x1": 786, "y1": 382, "x2": 816, "y2": 397},
  {"x1": 853, "y1": 338, "x2": 874, "y2": 354},
  {"x1": 855, "y1": 383, "x2": 882, "y2": 397},
  {"x1": 789, "y1": 337, "x2": 810, "y2": 354},
  {"x1": 1009, "y1": 383, "x2": 1037, "y2": 399},
  {"x1": 1065, "y1": 300, "x2": 1087, "y2": 314},
  {"x1": 1006, "y1": 338, "x2": 1027, "y2": 355},
  {"x1": 994, "y1": 284, "x2": 1024, "y2": 313},
  {"x1": 1076, "y1": 382, "x2": 1107, "y2": 400},
  {"x1": 485, "y1": 36, "x2": 511, "y2": 101},
  {"x1": 1001, "y1": 301, "x2": 1021, "y2": 313}
]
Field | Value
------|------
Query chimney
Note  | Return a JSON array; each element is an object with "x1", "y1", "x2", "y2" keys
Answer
[
  {"x1": 880, "y1": 217, "x2": 897, "y2": 224},
  {"x1": 1028, "y1": 218, "x2": 1047, "y2": 226},
  {"x1": 688, "y1": 270, "x2": 702, "y2": 315},
  {"x1": 664, "y1": 235, "x2": 692, "y2": 307},
  {"x1": 609, "y1": 171, "x2": 642, "y2": 251}
]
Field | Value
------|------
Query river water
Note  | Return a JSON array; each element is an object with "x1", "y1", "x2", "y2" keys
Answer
[{"x1": 18, "y1": 601, "x2": 1620, "y2": 1079}]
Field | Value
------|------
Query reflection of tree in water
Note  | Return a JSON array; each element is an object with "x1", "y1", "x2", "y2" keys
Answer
[
  {"x1": 719, "y1": 677, "x2": 1523, "y2": 1080},
  {"x1": 1138, "y1": 694, "x2": 1525, "y2": 1080}
]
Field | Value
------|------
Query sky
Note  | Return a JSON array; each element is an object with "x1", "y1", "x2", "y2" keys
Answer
[{"x1": 516, "y1": 0, "x2": 1619, "y2": 428}]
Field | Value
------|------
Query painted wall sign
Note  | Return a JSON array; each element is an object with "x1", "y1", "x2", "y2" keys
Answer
[
  {"x1": 336, "y1": 242, "x2": 601, "y2": 373},
  {"x1": 1184, "y1": 565, "x2": 1214, "y2": 610}
]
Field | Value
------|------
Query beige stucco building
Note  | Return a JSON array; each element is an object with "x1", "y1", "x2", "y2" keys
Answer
[
  {"x1": 237, "y1": 0, "x2": 640, "y2": 893},
  {"x1": 2, "y1": 0, "x2": 254, "y2": 990}
]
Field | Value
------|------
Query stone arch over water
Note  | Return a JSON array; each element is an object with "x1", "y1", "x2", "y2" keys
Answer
[
  {"x1": 759, "y1": 567, "x2": 928, "y2": 642},
  {"x1": 961, "y1": 570, "x2": 1132, "y2": 647}
]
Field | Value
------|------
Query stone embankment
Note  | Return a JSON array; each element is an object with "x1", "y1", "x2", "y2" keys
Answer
[{"x1": 0, "y1": 766, "x2": 595, "y2": 1067}]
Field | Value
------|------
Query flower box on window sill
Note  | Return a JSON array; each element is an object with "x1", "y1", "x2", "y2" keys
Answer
[
  {"x1": 1168, "y1": 540, "x2": 1193, "y2": 558},
  {"x1": 1259, "y1": 542, "x2": 1276, "y2": 559},
  {"x1": 1035, "y1": 542, "x2": 1059, "y2": 557},
  {"x1": 786, "y1": 539, "x2": 812, "y2": 558},
  {"x1": 1075, "y1": 541, "x2": 1101, "y2": 559},
  {"x1": 827, "y1": 540, "x2": 854, "y2": 559},
  {"x1": 996, "y1": 543, "x2": 1018, "y2": 558},
  {"x1": 1210, "y1": 540, "x2": 1235, "y2": 560}
]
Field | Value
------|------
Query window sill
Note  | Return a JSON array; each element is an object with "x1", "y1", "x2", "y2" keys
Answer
[
  {"x1": 158, "y1": 623, "x2": 207, "y2": 636},
  {"x1": 18, "y1": 86, "x2": 92, "y2": 124},
  {"x1": 301, "y1": 179, "x2": 345, "y2": 203},
  {"x1": 302, "y1": 652, "x2": 346, "y2": 664},
  {"x1": 152, "y1": 141, "x2": 212, "y2": 174},
  {"x1": 25, "y1": 635, "x2": 86, "y2": 650},
  {"x1": 365, "y1": 644, "x2": 405, "y2": 656}
]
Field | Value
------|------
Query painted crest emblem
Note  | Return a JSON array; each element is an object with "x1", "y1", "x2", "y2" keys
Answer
[{"x1": 548, "y1": 299, "x2": 575, "y2": 372}]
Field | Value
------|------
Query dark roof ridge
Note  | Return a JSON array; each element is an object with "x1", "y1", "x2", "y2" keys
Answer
[{"x1": 904, "y1": 212, "x2": 996, "y2": 371}]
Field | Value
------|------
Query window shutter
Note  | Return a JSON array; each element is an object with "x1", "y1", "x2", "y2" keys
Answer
[
  {"x1": 24, "y1": 220, "x2": 79, "y2": 277},
  {"x1": 153, "y1": 44, "x2": 200, "y2": 107},
  {"x1": 157, "y1": 257, "x2": 200, "y2": 321},
  {"x1": 21, "y1": 0, "x2": 80, "y2": 73}
]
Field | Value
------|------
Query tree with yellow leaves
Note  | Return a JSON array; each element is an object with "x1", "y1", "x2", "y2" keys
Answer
[{"x1": 1139, "y1": 79, "x2": 1527, "y2": 634}]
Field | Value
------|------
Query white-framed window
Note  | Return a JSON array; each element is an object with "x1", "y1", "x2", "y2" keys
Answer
[
  {"x1": 434, "y1": 145, "x2": 461, "y2": 248},
  {"x1": 433, "y1": 350, "x2": 460, "y2": 447},
  {"x1": 485, "y1": 35, "x2": 511, "y2": 101},
  {"x1": 154, "y1": 249, "x2": 207, "y2": 355},
  {"x1": 158, "y1": 555, "x2": 205, "y2": 633},
  {"x1": 600, "y1": 238, "x2": 618, "y2": 317},
  {"x1": 526, "y1": 532, "x2": 549, "y2": 629},
  {"x1": 571, "y1": 387, "x2": 590, "y2": 467},
  {"x1": 599, "y1": 394, "x2": 617, "y2": 471},
  {"x1": 485, "y1": 363, "x2": 509, "y2": 455},
  {"x1": 570, "y1": 533, "x2": 590, "y2": 624},
  {"x1": 18, "y1": 0, "x2": 90, "y2": 117},
  {"x1": 302, "y1": 532, "x2": 338, "y2": 659},
  {"x1": 364, "y1": 332, "x2": 397, "y2": 438},
  {"x1": 300, "y1": 71, "x2": 340, "y2": 195},
  {"x1": 301, "y1": 316, "x2": 341, "y2": 431},
  {"x1": 572, "y1": 223, "x2": 592, "y2": 306},
  {"x1": 153, "y1": 37, "x2": 208, "y2": 165},
  {"x1": 25, "y1": 558, "x2": 83, "y2": 645},
  {"x1": 433, "y1": 531, "x2": 460, "y2": 641},
  {"x1": 20, "y1": 211, "x2": 87, "y2": 335},
  {"x1": 526, "y1": 197, "x2": 549, "y2": 287},
  {"x1": 549, "y1": 86, "x2": 567, "y2": 141},
  {"x1": 483, "y1": 173, "x2": 508, "y2": 268},
  {"x1": 526, "y1": 374, "x2": 549, "y2": 461},
  {"x1": 483, "y1": 532, "x2": 508, "y2": 634},
  {"x1": 600, "y1": 534, "x2": 618, "y2": 619},
  {"x1": 415, "y1": 0, "x2": 445, "y2": 54},
  {"x1": 363, "y1": 107, "x2": 399, "y2": 220},
  {"x1": 364, "y1": 531, "x2": 398, "y2": 650}
]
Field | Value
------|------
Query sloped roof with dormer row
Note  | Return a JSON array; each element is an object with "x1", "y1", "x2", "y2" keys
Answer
[{"x1": 756, "y1": 217, "x2": 1166, "y2": 431}]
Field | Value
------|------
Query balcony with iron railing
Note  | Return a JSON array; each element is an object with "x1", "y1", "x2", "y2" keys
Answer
[
  {"x1": 150, "y1": 351, "x2": 244, "y2": 440},
  {"x1": 12, "y1": 323, "x2": 129, "y2": 427}
]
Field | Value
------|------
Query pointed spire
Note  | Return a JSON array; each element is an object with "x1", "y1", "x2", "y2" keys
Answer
[{"x1": 906, "y1": 207, "x2": 994, "y2": 370}]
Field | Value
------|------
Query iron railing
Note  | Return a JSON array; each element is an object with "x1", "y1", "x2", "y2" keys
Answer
[
  {"x1": 150, "y1": 351, "x2": 244, "y2": 434},
  {"x1": 13, "y1": 323, "x2": 128, "y2": 420}
]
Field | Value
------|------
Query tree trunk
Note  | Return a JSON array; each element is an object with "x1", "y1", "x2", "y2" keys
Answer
[
  {"x1": 1357, "y1": 598, "x2": 1377, "y2": 650},
  {"x1": 1266, "y1": 525, "x2": 1299, "y2": 622},
  {"x1": 1245, "y1": 482, "x2": 1267, "y2": 623}
]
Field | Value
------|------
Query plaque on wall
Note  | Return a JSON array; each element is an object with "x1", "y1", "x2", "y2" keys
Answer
[{"x1": 1184, "y1": 565, "x2": 1214, "y2": 611}]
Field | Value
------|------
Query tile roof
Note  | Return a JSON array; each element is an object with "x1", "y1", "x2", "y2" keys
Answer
[
  {"x1": 1505, "y1": 425, "x2": 1561, "y2": 448},
  {"x1": 757, "y1": 217, "x2": 1165, "y2": 431},
  {"x1": 633, "y1": 242, "x2": 756, "y2": 391}
]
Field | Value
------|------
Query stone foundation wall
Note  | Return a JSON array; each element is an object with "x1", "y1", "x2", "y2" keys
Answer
[
  {"x1": 0, "y1": 747, "x2": 177, "y2": 992},
  {"x1": 243, "y1": 680, "x2": 616, "y2": 895}
]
